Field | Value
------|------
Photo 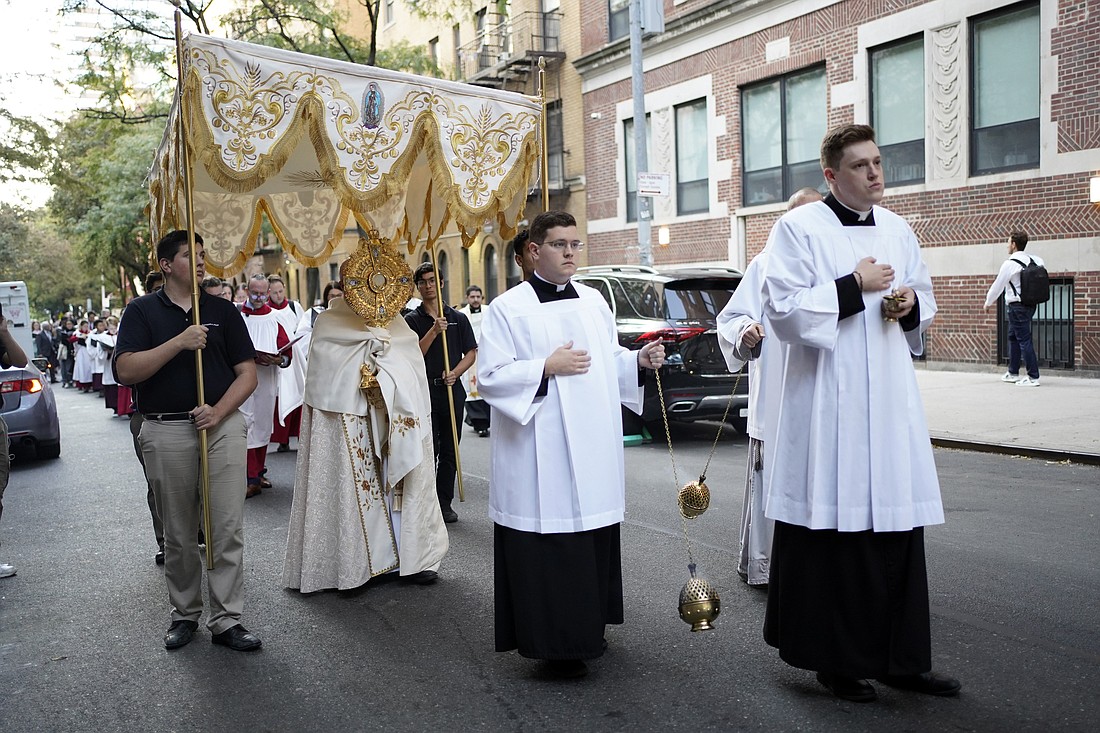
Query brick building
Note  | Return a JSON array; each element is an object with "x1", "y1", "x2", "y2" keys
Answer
[{"x1": 575, "y1": 0, "x2": 1100, "y2": 372}]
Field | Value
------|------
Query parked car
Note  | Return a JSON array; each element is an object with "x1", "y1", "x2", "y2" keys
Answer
[
  {"x1": 573, "y1": 264, "x2": 749, "y2": 434},
  {"x1": 2, "y1": 358, "x2": 61, "y2": 460}
]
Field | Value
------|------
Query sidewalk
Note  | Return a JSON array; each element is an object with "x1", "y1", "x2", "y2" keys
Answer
[{"x1": 915, "y1": 366, "x2": 1100, "y2": 464}]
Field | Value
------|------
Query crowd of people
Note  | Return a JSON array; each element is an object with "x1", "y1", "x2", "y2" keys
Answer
[{"x1": 3, "y1": 123, "x2": 973, "y2": 703}]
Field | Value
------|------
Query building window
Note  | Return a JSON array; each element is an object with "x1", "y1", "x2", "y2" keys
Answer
[
  {"x1": 741, "y1": 67, "x2": 826, "y2": 206},
  {"x1": 452, "y1": 24, "x2": 461, "y2": 73},
  {"x1": 609, "y1": 0, "x2": 629, "y2": 42},
  {"x1": 429, "y1": 37, "x2": 439, "y2": 66},
  {"x1": 624, "y1": 115, "x2": 651, "y2": 223},
  {"x1": 484, "y1": 244, "x2": 499, "y2": 301},
  {"x1": 436, "y1": 250, "x2": 449, "y2": 304},
  {"x1": 547, "y1": 100, "x2": 564, "y2": 190},
  {"x1": 384, "y1": 0, "x2": 394, "y2": 25},
  {"x1": 675, "y1": 99, "x2": 708, "y2": 215},
  {"x1": 871, "y1": 36, "x2": 925, "y2": 186},
  {"x1": 971, "y1": 2, "x2": 1040, "y2": 175}
]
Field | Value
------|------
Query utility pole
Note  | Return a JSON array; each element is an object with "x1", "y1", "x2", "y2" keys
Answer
[{"x1": 629, "y1": 0, "x2": 651, "y2": 267}]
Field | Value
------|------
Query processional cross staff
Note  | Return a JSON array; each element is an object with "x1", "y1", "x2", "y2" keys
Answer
[
  {"x1": 171, "y1": 0, "x2": 215, "y2": 569},
  {"x1": 428, "y1": 242, "x2": 465, "y2": 504}
]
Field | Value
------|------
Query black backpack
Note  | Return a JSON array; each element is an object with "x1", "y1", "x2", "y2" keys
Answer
[{"x1": 1011, "y1": 255, "x2": 1050, "y2": 306}]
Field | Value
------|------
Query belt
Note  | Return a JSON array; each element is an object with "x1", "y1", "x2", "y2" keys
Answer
[{"x1": 143, "y1": 412, "x2": 194, "y2": 423}]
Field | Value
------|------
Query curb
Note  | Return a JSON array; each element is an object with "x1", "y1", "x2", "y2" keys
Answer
[{"x1": 930, "y1": 436, "x2": 1100, "y2": 466}]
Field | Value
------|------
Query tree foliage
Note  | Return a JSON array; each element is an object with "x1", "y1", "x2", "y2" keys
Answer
[
  {"x1": 48, "y1": 115, "x2": 163, "y2": 299},
  {"x1": 0, "y1": 204, "x2": 99, "y2": 318},
  {"x1": 0, "y1": 107, "x2": 52, "y2": 185}
]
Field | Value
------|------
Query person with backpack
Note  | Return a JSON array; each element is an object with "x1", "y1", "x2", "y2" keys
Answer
[{"x1": 984, "y1": 231, "x2": 1047, "y2": 387}]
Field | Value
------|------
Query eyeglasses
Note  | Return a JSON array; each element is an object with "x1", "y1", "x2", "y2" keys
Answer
[{"x1": 536, "y1": 239, "x2": 585, "y2": 252}]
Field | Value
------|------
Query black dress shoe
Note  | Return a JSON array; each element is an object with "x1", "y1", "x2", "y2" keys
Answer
[
  {"x1": 211, "y1": 624, "x2": 262, "y2": 651},
  {"x1": 544, "y1": 659, "x2": 588, "y2": 679},
  {"x1": 154, "y1": 550, "x2": 165, "y2": 565},
  {"x1": 877, "y1": 671, "x2": 961, "y2": 697},
  {"x1": 816, "y1": 671, "x2": 877, "y2": 703},
  {"x1": 400, "y1": 570, "x2": 439, "y2": 585},
  {"x1": 164, "y1": 620, "x2": 198, "y2": 650},
  {"x1": 441, "y1": 508, "x2": 458, "y2": 523},
  {"x1": 277, "y1": 442, "x2": 290, "y2": 453}
]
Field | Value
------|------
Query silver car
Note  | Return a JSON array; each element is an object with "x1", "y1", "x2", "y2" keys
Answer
[{"x1": 2, "y1": 358, "x2": 61, "y2": 460}]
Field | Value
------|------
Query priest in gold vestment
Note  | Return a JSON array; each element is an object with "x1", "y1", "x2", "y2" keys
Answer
[{"x1": 283, "y1": 249, "x2": 448, "y2": 592}]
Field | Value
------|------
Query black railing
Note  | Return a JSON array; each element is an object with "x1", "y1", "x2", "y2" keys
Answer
[
  {"x1": 456, "y1": 11, "x2": 563, "y2": 82},
  {"x1": 997, "y1": 277, "x2": 1075, "y2": 369}
]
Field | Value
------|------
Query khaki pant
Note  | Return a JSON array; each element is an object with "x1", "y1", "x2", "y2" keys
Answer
[{"x1": 139, "y1": 411, "x2": 248, "y2": 633}]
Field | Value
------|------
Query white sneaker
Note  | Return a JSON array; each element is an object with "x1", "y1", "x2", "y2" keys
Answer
[
  {"x1": 1001, "y1": 372, "x2": 1021, "y2": 383},
  {"x1": 0, "y1": 562, "x2": 15, "y2": 578},
  {"x1": 1016, "y1": 376, "x2": 1040, "y2": 387}
]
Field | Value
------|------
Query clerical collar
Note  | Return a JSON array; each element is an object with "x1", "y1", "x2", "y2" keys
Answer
[
  {"x1": 824, "y1": 193, "x2": 876, "y2": 227},
  {"x1": 270, "y1": 299, "x2": 288, "y2": 310},
  {"x1": 467, "y1": 305, "x2": 481, "y2": 313},
  {"x1": 529, "y1": 272, "x2": 578, "y2": 302}
]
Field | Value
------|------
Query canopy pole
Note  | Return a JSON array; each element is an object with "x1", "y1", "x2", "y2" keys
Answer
[
  {"x1": 537, "y1": 57, "x2": 549, "y2": 211},
  {"x1": 429, "y1": 240, "x2": 465, "y2": 503},
  {"x1": 173, "y1": 3, "x2": 215, "y2": 570}
]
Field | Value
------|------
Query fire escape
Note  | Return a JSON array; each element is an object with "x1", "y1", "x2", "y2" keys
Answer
[
  {"x1": 456, "y1": 10, "x2": 567, "y2": 196},
  {"x1": 456, "y1": 10, "x2": 565, "y2": 92}
]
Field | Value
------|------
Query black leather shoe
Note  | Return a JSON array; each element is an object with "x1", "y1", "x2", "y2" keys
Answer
[
  {"x1": 816, "y1": 671, "x2": 877, "y2": 702},
  {"x1": 164, "y1": 620, "x2": 198, "y2": 650},
  {"x1": 877, "y1": 671, "x2": 961, "y2": 697},
  {"x1": 400, "y1": 570, "x2": 439, "y2": 585},
  {"x1": 544, "y1": 659, "x2": 588, "y2": 679},
  {"x1": 442, "y1": 508, "x2": 458, "y2": 523},
  {"x1": 154, "y1": 550, "x2": 165, "y2": 565},
  {"x1": 212, "y1": 624, "x2": 262, "y2": 651}
]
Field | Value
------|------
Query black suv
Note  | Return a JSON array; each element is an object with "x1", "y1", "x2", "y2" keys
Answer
[{"x1": 574, "y1": 265, "x2": 749, "y2": 434}]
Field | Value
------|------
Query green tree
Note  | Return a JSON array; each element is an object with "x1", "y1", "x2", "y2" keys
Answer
[
  {"x1": 0, "y1": 204, "x2": 98, "y2": 318},
  {"x1": 0, "y1": 107, "x2": 52, "y2": 184},
  {"x1": 48, "y1": 115, "x2": 162, "y2": 299}
]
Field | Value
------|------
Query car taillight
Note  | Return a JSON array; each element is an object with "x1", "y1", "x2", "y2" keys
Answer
[
  {"x1": 633, "y1": 327, "x2": 707, "y2": 345},
  {"x1": 0, "y1": 378, "x2": 42, "y2": 394}
]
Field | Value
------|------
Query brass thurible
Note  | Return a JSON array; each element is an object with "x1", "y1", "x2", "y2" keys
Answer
[{"x1": 678, "y1": 563, "x2": 721, "y2": 632}]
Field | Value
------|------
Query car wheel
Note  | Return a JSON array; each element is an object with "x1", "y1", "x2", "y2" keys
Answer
[{"x1": 36, "y1": 441, "x2": 61, "y2": 460}]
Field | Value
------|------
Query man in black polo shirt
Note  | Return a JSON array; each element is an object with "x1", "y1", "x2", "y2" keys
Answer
[
  {"x1": 404, "y1": 263, "x2": 477, "y2": 523},
  {"x1": 114, "y1": 230, "x2": 262, "y2": 652}
]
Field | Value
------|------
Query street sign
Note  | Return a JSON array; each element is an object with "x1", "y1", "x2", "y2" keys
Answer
[{"x1": 637, "y1": 172, "x2": 670, "y2": 197}]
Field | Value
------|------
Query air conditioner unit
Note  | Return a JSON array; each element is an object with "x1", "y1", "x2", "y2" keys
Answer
[{"x1": 498, "y1": 51, "x2": 512, "y2": 62}]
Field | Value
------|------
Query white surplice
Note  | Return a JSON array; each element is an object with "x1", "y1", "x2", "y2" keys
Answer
[
  {"x1": 477, "y1": 281, "x2": 643, "y2": 534},
  {"x1": 283, "y1": 299, "x2": 448, "y2": 591},
  {"x1": 271, "y1": 300, "x2": 303, "y2": 427},
  {"x1": 277, "y1": 305, "x2": 323, "y2": 424},
  {"x1": 239, "y1": 308, "x2": 283, "y2": 450},
  {"x1": 716, "y1": 252, "x2": 779, "y2": 585},
  {"x1": 458, "y1": 305, "x2": 484, "y2": 400},
  {"x1": 762, "y1": 201, "x2": 944, "y2": 533}
]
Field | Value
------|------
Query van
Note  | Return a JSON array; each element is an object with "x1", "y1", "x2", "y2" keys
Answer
[{"x1": 1, "y1": 281, "x2": 34, "y2": 359}]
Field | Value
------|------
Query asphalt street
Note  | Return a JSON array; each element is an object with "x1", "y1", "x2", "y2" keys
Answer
[{"x1": 1, "y1": 386, "x2": 1098, "y2": 732}]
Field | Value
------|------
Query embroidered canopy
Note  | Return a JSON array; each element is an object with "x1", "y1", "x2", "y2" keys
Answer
[{"x1": 149, "y1": 34, "x2": 542, "y2": 276}]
